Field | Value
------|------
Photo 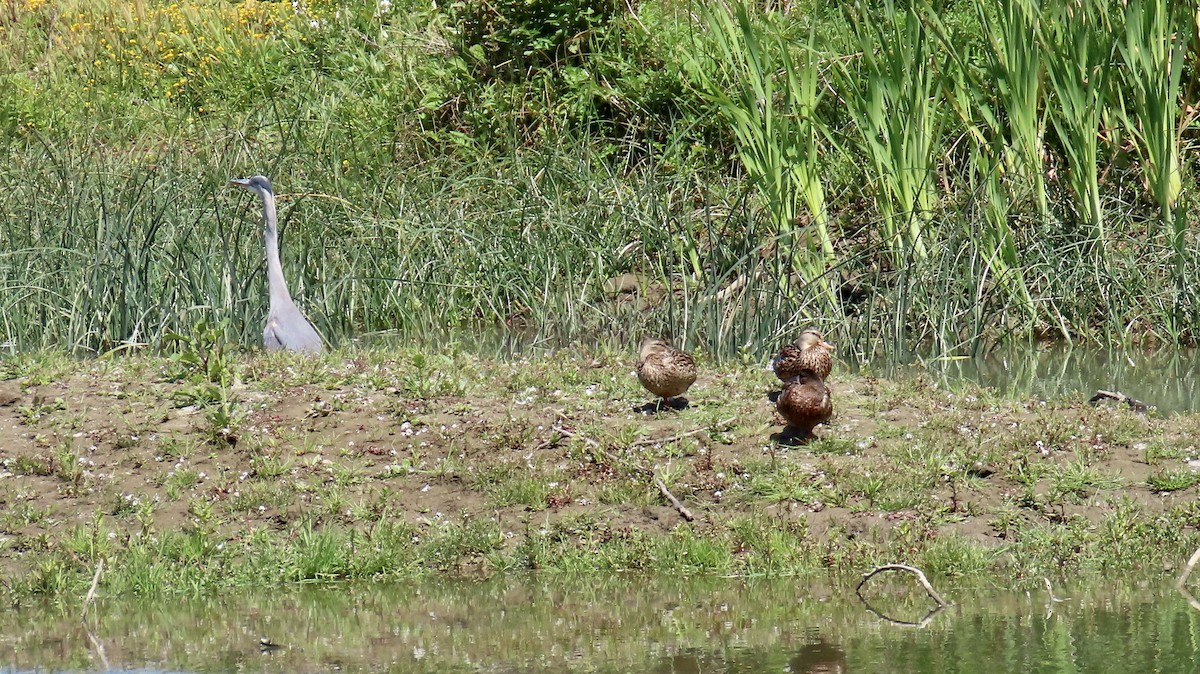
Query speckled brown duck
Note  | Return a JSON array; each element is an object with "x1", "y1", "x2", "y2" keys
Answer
[
  {"x1": 777, "y1": 368, "x2": 832, "y2": 439},
  {"x1": 771, "y1": 329, "x2": 834, "y2": 382},
  {"x1": 636, "y1": 338, "x2": 697, "y2": 410}
]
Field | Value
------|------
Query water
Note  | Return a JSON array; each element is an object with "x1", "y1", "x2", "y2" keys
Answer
[
  {"x1": 2, "y1": 577, "x2": 1199, "y2": 673},
  {"x1": 857, "y1": 342, "x2": 1200, "y2": 415}
]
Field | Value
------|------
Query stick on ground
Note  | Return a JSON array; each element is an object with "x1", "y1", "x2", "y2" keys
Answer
[
  {"x1": 544, "y1": 414, "x2": 700, "y2": 522},
  {"x1": 1088, "y1": 390, "x2": 1149, "y2": 413},
  {"x1": 630, "y1": 417, "x2": 737, "y2": 448},
  {"x1": 654, "y1": 474, "x2": 695, "y2": 522}
]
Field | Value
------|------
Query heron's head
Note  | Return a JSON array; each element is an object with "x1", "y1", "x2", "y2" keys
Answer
[{"x1": 228, "y1": 175, "x2": 274, "y2": 196}]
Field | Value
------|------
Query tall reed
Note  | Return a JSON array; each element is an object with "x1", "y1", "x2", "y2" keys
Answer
[
  {"x1": 687, "y1": 0, "x2": 835, "y2": 295},
  {"x1": 3, "y1": 0, "x2": 1200, "y2": 358},
  {"x1": 1039, "y1": 0, "x2": 1114, "y2": 259},
  {"x1": 838, "y1": 0, "x2": 942, "y2": 265},
  {"x1": 920, "y1": 1, "x2": 1037, "y2": 327},
  {"x1": 974, "y1": 0, "x2": 1048, "y2": 218},
  {"x1": 1111, "y1": 0, "x2": 1192, "y2": 322}
]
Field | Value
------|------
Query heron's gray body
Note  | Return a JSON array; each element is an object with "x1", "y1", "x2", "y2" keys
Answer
[{"x1": 229, "y1": 175, "x2": 323, "y2": 354}]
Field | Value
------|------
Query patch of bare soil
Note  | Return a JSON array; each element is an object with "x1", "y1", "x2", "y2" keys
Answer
[{"x1": 0, "y1": 354, "x2": 1193, "y2": 578}]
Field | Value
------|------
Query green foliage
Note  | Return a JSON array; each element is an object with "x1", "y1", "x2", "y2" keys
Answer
[
  {"x1": 164, "y1": 318, "x2": 235, "y2": 388},
  {"x1": 445, "y1": 0, "x2": 622, "y2": 78},
  {"x1": 1, "y1": 0, "x2": 1200, "y2": 356},
  {"x1": 163, "y1": 318, "x2": 242, "y2": 444},
  {"x1": 689, "y1": 0, "x2": 835, "y2": 295},
  {"x1": 1146, "y1": 468, "x2": 1200, "y2": 493}
]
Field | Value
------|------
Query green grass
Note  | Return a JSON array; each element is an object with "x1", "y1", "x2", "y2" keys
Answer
[
  {"x1": 0, "y1": 0, "x2": 1196, "y2": 358},
  {"x1": 1146, "y1": 469, "x2": 1200, "y2": 493}
]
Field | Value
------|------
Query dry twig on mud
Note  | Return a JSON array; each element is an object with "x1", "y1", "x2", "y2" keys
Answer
[
  {"x1": 542, "y1": 414, "x2": 705, "y2": 522},
  {"x1": 654, "y1": 474, "x2": 695, "y2": 521},
  {"x1": 630, "y1": 417, "x2": 737, "y2": 448},
  {"x1": 1088, "y1": 389, "x2": 1149, "y2": 413}
]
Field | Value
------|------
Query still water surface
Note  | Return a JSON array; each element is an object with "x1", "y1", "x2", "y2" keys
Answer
[
  {"x1": 2, "y1": 576, "x2": 1198, "y2": 673},
  {"x1": 869, "y1": 343, "x2": 1200, "y2": 414}
]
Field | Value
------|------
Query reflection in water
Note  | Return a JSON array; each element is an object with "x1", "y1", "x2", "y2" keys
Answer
[
  {"x1": 648, "y1": 637, "x2": 845, "y2": 674},
  {"x1": 789, "y1": 636, "x2": 847, "y2": 674},
  {"x1": 863, "y1": 343, "x2": 1200, "y2": 414},
  {"x1": 1, "y1": 578, "x2": 1200, "y2": 673}
]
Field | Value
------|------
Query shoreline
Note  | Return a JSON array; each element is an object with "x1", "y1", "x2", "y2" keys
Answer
[{"x1": 0, "y1": 347, "x2": 1197, "y2": 598}]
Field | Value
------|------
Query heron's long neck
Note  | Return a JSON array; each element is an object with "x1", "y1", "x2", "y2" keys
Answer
[{"x1": 261, "y1": 192, "x2": 294, "y2": 309}]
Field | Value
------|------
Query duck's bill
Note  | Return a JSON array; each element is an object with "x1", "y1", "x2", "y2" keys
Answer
[{"x1": 820, "y1": 340, "x2": 835, "y2": 351}]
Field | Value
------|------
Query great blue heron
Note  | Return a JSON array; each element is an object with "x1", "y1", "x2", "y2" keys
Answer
[{"x1": 229, "y1": 175, "x2": 324, "y2": 354}]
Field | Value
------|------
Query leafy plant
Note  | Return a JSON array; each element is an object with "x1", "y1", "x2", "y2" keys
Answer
[
  {"x1": 1040, "y1": 0, "x2": 1115, "y2": 258},
  {"x1": 163, "y1": 318, "x2": 235, "y2": 388},
  {"x1": 839, "y1": 0, "x2": 942, "y2": 264},
  {"x1": 689, "y1": 1, "x2": 834, "y2": 288},
  {"x1": 444, "y1": 0, "x2": 622, "y2": 79}
]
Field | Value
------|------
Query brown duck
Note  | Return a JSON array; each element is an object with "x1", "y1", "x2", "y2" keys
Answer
[
  {"x1": 777, "y1": 368, "x2": 832, "y2": 439},
  {"x1": 636, "y1": 338, "x2": 697, "y2": 409},
  {"x1": 772, "y1": 329, "x2": 834, "y2": 382}
]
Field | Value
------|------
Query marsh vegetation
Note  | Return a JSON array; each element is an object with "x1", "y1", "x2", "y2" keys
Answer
[{"x1": 1, "y1": 0, "x2": 1197, "y2": 357}]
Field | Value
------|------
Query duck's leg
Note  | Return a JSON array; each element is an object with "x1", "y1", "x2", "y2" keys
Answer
[{"x1": 776, "y1": 425, "x2": 810, "y2": 446}]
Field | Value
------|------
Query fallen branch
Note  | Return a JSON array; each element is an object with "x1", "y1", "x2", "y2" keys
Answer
[
  {"x1": 1042, "y1": 577, "x2": 1068, "y2": 603},
  {"x1": 544, "y1": 415, "x2": 698, "y2": 522},
  {"x1": 855, "y1": 564, "x2": 950, "y2": 627},
  {"x1": 81, "y1": 559, "x2": 103, "y2": 622},
  {"x1": 630, "y1": 417, "x2": 737, "y2": 448},
  {"x1": 654, "y1": 474, "x2": 694, "y2": 521},
  {"x1": 1176, "y1": 543, "x2": 1200, "y2": 591},
  {"x1": 1088, "y1": 390, "x2": 1149, "y2": 413},
  {"x1": 84, "y1": 628, "x2": 110, "y2": 671},
  {"x1": 1177, "y1": 584, "x2": 1200, "y2": 614},
  {"x1": 857, "y1": 563, "x2": 949, "y2": 607}
]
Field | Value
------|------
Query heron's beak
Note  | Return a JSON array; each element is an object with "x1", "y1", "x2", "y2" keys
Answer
[{"x1": 228, "y1": 178, "x2": 250, "y2": 188}]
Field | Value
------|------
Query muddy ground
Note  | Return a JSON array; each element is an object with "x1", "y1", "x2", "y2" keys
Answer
[{"x1": 0, "y1": 347, "x2": 1197, "y2": 586}]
